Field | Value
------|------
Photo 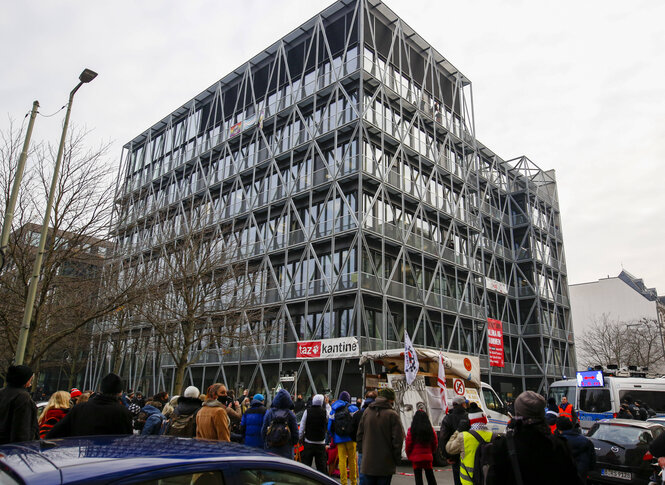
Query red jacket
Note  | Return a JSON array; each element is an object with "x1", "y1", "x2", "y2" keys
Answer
[
  {"x1": 39, "y1": 408, "x2": 68, "y2": 439},
  {"x1": 405, "y1": 427, "x2": 438, "y2": 463}
]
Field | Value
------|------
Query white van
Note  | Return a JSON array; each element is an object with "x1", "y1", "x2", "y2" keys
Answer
[{"x1": 550, "y1": 374, "x2": 665, "y2": 430}]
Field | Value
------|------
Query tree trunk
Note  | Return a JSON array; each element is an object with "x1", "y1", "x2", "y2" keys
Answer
[{"x1": 173, "y1": 354, "x2": 188, "y2": 395}]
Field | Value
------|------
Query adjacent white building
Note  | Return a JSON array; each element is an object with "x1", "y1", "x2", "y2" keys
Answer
[{"x1": 570, "y1": 270, "x2": 665, "y2": 369}]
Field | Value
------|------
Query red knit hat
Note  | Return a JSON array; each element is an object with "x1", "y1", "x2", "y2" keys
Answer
[
  {"x1": 468, "y1": 402, "x2": 488, "y2": 425},
  {"x1": 70, "y1": 388, "x2": 82, "y2": 398}
]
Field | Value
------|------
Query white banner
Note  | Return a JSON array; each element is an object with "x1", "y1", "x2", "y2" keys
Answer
[
  {"x1": 404, "y1": 330, "x2": 419, "y2": 385},
  {"x1": 438, "y1": 352, "x2": 448, "y2": 414},
  {"x1": 296, "y1": 337, "x2": 359, "y2": 359},
  {"x1": 485, "y1": 277, "x2": 508, "y2": 295}
]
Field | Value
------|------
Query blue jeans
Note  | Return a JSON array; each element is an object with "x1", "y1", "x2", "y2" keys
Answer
[
  {"x1": 363, "y1": 476, "x2": 392, "y2": 485},
  {"x1": 358, "y1": 453, "x2": 365, "y2": 485}
]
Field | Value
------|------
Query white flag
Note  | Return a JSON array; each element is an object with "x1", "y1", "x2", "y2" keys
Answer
[
  {"x1": 404, "y1": 329, "x2": 419, "y2": 385},
  {"x1": 438, "y1": 352, "x2": 448, "y2": 414}
]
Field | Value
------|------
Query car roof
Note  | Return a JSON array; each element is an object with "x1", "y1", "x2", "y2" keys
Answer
[
  {"x1": 0, "y1": 436, "x2": 295, "y2": 485},
  {"x1": 595, "y1": 419, "x2": 665, "y2": 429}
]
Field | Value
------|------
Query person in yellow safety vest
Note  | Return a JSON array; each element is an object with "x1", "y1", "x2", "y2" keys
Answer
[
  {"x1": 558, "y1": 396, "x2": 577, "y2": 423},
  {"x1": 445, "y1": 402, "x2": 494, "y2": 485}
]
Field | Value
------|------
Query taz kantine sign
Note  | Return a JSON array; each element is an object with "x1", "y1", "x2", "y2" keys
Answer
[
  {"x1": 296, "y1": 337, "x2": 359, "y2": 360},
  {"x1": 487, "y1": 318, "x2": 504, "y2": 367}
]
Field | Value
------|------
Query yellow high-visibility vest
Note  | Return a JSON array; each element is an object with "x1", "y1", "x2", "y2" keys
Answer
[{"x1": 459, "y1": 429, "x2": 493, "y2": 485}]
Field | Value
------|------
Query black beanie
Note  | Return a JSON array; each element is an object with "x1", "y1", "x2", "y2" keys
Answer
[
  {"x1": 100, "y1": 373, "x2": 123, "y2": 394},
  {"x1": 6, "y1": 365, "x2": 33, "y2": 387}
]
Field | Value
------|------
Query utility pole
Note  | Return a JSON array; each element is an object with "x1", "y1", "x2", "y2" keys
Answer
[{"x1": 0, "y1": 100, "x2": 39, "y2": 272}]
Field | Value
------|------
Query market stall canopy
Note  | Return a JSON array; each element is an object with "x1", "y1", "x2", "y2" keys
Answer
[{"x1": 360, "y1": 348, "x2": 480, "y2": 386}]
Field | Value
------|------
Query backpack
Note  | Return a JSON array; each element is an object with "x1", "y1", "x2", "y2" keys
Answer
[
  {"x1": 468, "y1": 430, "x2": 496, "y2": 485},
  {"x1": 133, "y1": 410, "x2": 149, "y2": 431},
  {"x1": 265, "y1": 410, "x2": 291, "y2": 448},
  {"x1": 333, "y1": 404, "x2": 354, "y2": 438},
  {"x1": 165, "y1": 411, "x2": 197, "y2": 437}
]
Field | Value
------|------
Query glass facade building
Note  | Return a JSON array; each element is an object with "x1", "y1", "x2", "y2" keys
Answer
[{"x1": 101, "y1": 0, "x2": 575, "y2": 399}]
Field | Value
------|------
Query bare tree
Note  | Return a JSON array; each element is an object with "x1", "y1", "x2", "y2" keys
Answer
[
  {"x1": 577, "y1": 314, "x2": 665, "y2": 371},
  {"x1": 0, "y1": 122, "x2": 142, "y2": 383},
  {"x1": 130, "y1": 214, "x2": 263, "y2": 394}
]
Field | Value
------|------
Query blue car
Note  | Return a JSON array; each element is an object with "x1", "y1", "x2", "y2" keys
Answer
[{"x1": 0, "y1": 435, "x2": 337, "y2": 485}]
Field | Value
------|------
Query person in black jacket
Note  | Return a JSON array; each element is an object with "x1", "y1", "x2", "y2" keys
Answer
[
  {"x1": 299, "y1": 394, "x2": 328, "y2": 474},
  {"x1": 488, "y1": 391, "x2": 582, "y2": 485},
  {"x1": 648, "y1": 426, "x2": 665, "y2": 469},
  {"x1": 0, "y1": 365, "x2": 38, "y2": 444},
  {"x1": 164, "y1": 386, "x2": 202, "y2": 437},
  {"x1": 556, "y1": 417, "x2": 596, "y2": 484},
  {"x1": 439, "y1": 395, "x2": 468, "y2": 485},
  {"x1": 46, "y1": 373, "x2": 132, "y2": 438}
]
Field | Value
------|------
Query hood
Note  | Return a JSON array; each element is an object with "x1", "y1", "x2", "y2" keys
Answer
[
  {"x1": 271, "y1": 389, "x2": 294, "y2": 409},
  {"x1": 44, "y1": 408, "x2": 69, "y2": 420},
  {"x1": 369, "y1": 396, "x2": 393, "y2": 409},
  {"x1": 142, "y1": 405, "x2": 163, "y2": 416},
  {"x1": 331, "y1": 399, "x2": 348, "y2": 412},
  {"x1": 203, "y1": 399, "x2": 224, "y2": 408},
  {"x1": 177, "y1": 396, "x2": 202, "y2": 407},
  {"x1": 362, "y1": 398, "x2": 374, "y2": 409},
  {"x1": 250, "y1": 399, "x2": 266, "y2": 407}
]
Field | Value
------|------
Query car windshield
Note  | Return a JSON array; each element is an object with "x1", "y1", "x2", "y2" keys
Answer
[
  {"x1": 588, "y1": 424, "x2": 652, "y2": 445},
  {"x1": 550, "y1": 386, "x2": 574, "y2": 405}
]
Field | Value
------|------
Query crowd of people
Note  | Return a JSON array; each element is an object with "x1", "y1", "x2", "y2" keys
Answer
[
  {"x1": 0, "y1": 365, "x2": 406, "y2": 485},
  {"x1": 2, "y1": 363, "x2": 665, "y2": 485}
]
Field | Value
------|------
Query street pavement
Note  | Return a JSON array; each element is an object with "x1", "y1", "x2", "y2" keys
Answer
[{"x1": 332, "y1": 464, "x2": 455, "y2": 485}]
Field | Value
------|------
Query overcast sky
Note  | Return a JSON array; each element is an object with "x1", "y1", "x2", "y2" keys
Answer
[{"x1": 2, "y1": 0, "x2": 664, "y2": 292}]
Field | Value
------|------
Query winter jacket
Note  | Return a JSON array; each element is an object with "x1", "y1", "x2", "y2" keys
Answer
[
  {"x1": 174, "y1": 396, "x2": 203, "y2": 417},
  {"x1": 196, "y1": 399, "x2": 230, "y2": 442},
  {"x1": 261, "y1": 389, "x2": 298, "y2": 458},
  {"x1": 560, "y1": 428, "x2": 596, "y2": 480},
  {"x1": 240, "y1": 399, "x2": 266, "y2": 448},
  {"x1": 488, "y1": 423, "x2": 582, "y2": 485},
  {"x1": 46, "y1": 394, "x2": 132, "y2": 438},
  {"x1": 39, "y1": 408, "x2": 69, "y2": 439},
  {"x1": 140, "y1": 404, "x2": 165, "y2": 436},
  {"x1": 299, "y1": 405, "x2": 328, "y2": 444},
  {"x1": 0, "y1": 386, "x2": 38, "y2": 444},
  {"x1": 163, "y1": 396, "x2": 202, "y2": 437},
  {"x1": 405, "y1": 426, "x2": 438, "y2": 463},
  {"x1": 439, "y1": 404, "x2": 468, "y2": 462},
  {"x1": 650, "y1": 429, "x2": 665, "y2": 458},
  {"x1": 352, "y1": 398, "x2": 373, "y2": 451},
  {"x1": 356, "y1": 396, "x2": 405, "y2": 476},
  {"x1": 328, "y1": 399, "x2": 359, "y2": 444}
]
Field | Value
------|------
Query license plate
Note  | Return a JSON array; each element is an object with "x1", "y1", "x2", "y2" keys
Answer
[{"x1": 601, "y1": 469, "x2": 631, "y2": 480}]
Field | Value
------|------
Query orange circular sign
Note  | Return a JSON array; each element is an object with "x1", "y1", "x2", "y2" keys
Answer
[{"x1": 463, "y1": 358, "x2": 473, "y2": 371}]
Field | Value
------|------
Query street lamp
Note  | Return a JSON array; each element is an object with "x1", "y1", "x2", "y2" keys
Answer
[{"x1": 14, "y1": 68, "x2": 98, "y2": 365}]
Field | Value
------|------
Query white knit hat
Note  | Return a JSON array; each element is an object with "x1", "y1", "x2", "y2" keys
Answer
[{"x1": 183, "y1": 386, "x2": 200, "y2": 398}]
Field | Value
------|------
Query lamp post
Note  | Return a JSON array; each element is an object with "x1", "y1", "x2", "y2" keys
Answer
[
  {"x1": 14, "y1": 69, "x2": 98, "y2": 365},
  {"x1": 0, "y1": 100, "x2": 40, "y2": 272}
]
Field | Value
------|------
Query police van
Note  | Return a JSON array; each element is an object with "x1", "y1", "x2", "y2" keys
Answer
[{"x1": 550, "y1": 368, "x2": 665, "y2": 429}]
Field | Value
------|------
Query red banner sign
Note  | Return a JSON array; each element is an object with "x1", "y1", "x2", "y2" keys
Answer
[{"x1": 487, "y1": 318, "x2": 504, "y2": 367}]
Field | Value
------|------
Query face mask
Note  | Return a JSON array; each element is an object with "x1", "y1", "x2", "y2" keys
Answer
[{"x1": 218, "y1": 395, "x2": 231, "y2": 405}]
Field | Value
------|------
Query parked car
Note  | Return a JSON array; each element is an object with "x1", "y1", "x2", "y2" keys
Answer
[
  {"x1": 36, "y1": 401, "x2": 48, "y2": 418},
  {"x1": 586, "y1": 419, "x2": 663, "y2": 484},
  {"x1": 0, "y1": 435, "x2": 337, "y2": 485}
]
